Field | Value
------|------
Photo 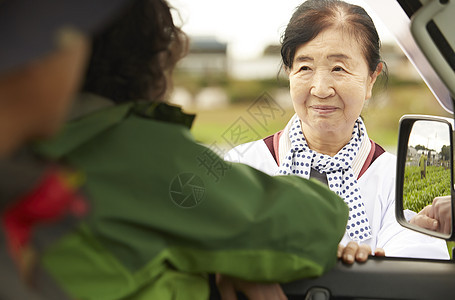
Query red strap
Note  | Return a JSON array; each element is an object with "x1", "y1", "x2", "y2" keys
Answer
[
  {"x1": 263, "y1": 130, "x2": 282, "y2": 165},
  {"x1": 1, "y1": 168, "x2": 87, "y2": 260},
  {"x1": 273, "y1": 131, "x2": 282, "y2": 165},
  {"x1": 358, "y1": 140, "x2": 385, "y2": 179}
]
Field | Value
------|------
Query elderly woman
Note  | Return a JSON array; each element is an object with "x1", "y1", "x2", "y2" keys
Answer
[{"x1": 226, "y1": 0, "x2": 449, "y2": 261}]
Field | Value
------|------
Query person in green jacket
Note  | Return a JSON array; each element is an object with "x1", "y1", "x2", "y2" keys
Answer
[
  {"x1": 419, "y1": 153, "x2": 428, "y2": 179},
  {"x1": 37, "y1": 0, "x2": 349, "y2": 299}
]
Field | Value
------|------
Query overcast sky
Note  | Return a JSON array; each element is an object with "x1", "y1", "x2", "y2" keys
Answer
[
  {"x1": 168, "y1": 0, "x2": 395, "y2": 60},
  {"x1": 409, "y1": 120, "x2": 451, "y2": 152}
]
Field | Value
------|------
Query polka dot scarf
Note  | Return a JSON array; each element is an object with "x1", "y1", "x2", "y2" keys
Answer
[{"x1": 276, "y1": 117, "x2": 372, "y2": 242}]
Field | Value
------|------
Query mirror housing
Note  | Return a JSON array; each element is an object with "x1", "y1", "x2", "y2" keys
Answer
[{"x1": 396, "y1": 114, "x2": 455, "y2": 240}]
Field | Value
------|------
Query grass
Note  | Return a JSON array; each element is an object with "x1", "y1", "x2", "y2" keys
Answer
[
  {"x1": 403, "y1": 166, "x2": 451, "y2": 212},
  {"x1": 447, "y1": 242, "x2": 455, "y2": 259},
  {"x1": 189, "y1": 102, "x2": 295, "y2": 147}
]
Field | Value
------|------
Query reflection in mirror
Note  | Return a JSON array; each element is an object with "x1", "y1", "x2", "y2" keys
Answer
[{"x1": 404, "y1": 120, "x2": 452, "y2": 236}]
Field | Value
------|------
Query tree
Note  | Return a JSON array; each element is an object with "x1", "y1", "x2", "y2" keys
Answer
[
  {"x1": 415, "y1": 144, "x2": 426, "y2": 151},
  {"x1": 440, "y1": 145, "x2": 451, "y2": 161}
]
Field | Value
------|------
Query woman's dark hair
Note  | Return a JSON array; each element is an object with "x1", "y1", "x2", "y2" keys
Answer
[
  {"x1": 82, "y1": 0, "x2": 187, "y2": 103},
  {"x1": 281, "y1": 0, "x2": 383, "y2": 74}
]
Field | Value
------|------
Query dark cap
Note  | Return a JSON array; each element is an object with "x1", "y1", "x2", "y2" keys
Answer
[{"x1": 0, "y1": 0, "x2": 131, "y2": 74}]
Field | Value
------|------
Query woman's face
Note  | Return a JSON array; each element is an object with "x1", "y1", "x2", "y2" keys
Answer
[{"x1": 288, "y1": 27, "x2": 380, "y2": 142}]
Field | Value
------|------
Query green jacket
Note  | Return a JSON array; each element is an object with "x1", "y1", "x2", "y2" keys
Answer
[
  {"x1": 419, "y1": 154, "x2": 427, "y2": 171},
  {"x1": 37, "y1": 97, "x2": 348, "y2": 300}
]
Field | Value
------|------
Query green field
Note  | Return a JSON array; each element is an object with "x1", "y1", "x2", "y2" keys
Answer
[
  {"x1": 403, "y1": 166, "x2": 451, "y2": 212},
  {"x1": 190, "y1": 103, "x2": 294, "y2": 146}
]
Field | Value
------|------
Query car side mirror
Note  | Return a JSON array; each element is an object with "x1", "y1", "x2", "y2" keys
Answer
[{"x1": 396, "y1": 115, "x2": 455, "y2": 240}]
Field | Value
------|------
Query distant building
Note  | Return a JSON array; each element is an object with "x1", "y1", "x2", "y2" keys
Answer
[
  {"x1": 381, "y1": 43, "x2": 421, "y2": 80},
  {"x1": 177, "y1": 36, "x2": 228, "y2": 75},
  {"x1": 407, "y1": 146, "x2": 419, "y2": 166},
  {"x1": 262, "y1": 44, "x2": 281, "y2": 56},
  {"x1": 408, "y1": 147, "x2": 442, "y2": 166},
  {"x1": 230, "y1": 44, "x2": 283, "y2": 80}
]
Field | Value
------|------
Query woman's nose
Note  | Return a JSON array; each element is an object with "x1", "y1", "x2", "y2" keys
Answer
[{"x1": 310, "y1": 71, "x2": 335, "y2": 99}]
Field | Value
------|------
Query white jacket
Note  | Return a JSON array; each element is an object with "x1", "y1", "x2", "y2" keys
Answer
[{"x1": 225, "y1": 139, "x2": 449, "y2": 260}]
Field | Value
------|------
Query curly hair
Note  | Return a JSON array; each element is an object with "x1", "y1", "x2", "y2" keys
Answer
[{"x1": 82, "y1": 0, "x2": 187, "y2": 103}]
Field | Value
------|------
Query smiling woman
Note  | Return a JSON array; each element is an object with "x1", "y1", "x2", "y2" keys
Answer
[
  {"x1": 226, "y1": 0, "x2": 449, "y2": 261},
  {"x1": 288, "y1": 27, "x2": 382, "y2": 156}
]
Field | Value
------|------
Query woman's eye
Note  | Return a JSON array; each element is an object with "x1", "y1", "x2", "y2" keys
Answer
[
  {"x1": 299, "y1": 66, "x2": 311, "y2": 71},
  {"x1": 332, "y1": 66, "x2": 345, "y2": 72}
]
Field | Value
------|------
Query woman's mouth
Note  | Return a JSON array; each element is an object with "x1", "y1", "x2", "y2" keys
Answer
[{"x1": 310, "y1": 105, "x2": 339, "y2": 114}]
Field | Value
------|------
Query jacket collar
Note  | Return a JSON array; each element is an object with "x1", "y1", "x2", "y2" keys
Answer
[{"x1": 36, "y1": 93, "x2": 195, "y2": 159}]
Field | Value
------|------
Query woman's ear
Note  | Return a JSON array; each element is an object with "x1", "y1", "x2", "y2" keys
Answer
[{"x1": 365, "y1": 62, "x2": 383, "y2": 100}]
